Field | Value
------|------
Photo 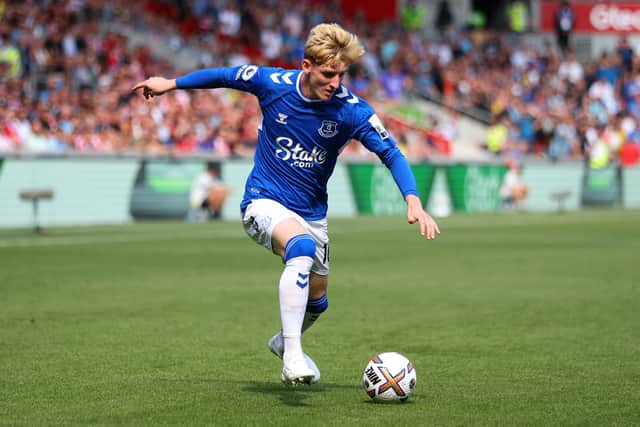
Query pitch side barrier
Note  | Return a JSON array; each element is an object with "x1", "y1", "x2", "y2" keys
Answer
[{"x1": 0, "y1": 153, "x2": 635, "y2": 228}]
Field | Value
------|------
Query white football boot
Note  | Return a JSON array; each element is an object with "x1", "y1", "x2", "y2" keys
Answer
[
  {"x1": 281, "y1": 355, "x2": 315, "y2": 385},
  {"x1": 269, "y1": 331, "x2": 320, "y2": 383}
]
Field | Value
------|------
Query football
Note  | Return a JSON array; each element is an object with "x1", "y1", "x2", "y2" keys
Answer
[{"x1": 362, "y1": 352, "x2": 416, "y2": 402}]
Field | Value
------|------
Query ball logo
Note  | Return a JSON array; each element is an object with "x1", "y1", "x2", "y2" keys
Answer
[
  {"x1": 364, "y1": 366, "x2": 382, "y2": 385},
  {"x1": 275, "y1": 136, "x2": 327, "y2": 168}
]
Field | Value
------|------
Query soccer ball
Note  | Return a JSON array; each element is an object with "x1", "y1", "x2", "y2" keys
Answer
[{"x1": 362, "y1": 352, "x2": 416, "y2": 402}]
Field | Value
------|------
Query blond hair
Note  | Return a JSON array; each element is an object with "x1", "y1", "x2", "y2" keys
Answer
[{"x1": 304, "y1": 23, "x2": 365, "y2": 66}]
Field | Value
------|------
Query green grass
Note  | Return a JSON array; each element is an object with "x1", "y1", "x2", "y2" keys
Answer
[{"x1": 1, "y1": 210, "x2": 639, "y2": 426}]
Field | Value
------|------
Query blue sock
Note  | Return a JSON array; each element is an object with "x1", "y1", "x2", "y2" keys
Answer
[{"x1": 302, "y1": 294, "x2": 328, "y2": 333}]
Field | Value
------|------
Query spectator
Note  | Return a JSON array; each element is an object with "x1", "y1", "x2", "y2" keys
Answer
[
  {"x1": 401, "y1": 0, "x2": 427, "y2": 32},
  {"x1": 218, "y1": 3, "x2": 242, "y2": 41},
  {"x1": 379, "y1": 58, "x2": 407, "y2": 101},
  {"x1": 435, "y1": 1, "x2": 453, "y2": 35},
  {"x1": 485, "y1": 114, "x2": 509, "y2": 155},
  {"x1": 0, "y1": 33, "x2": 21, "y2": 80},
  {"x1": 617, "y1": 35, "x2": 634, "y2": 74},
  {"x1": 500, "y1": 158, "x2": 528, "y2": 210},
  {"x1": 507, "y1": 0, "x2": 528, "y2": 34},
  {"x1": 549, "y1": 120, "x2": 579, "y2": 161},
  {"x1": 558, "y1": 50, "x2": 584, "y2": 86},
  {"x1": 588, "y1": 134, "x2": 610, "y2": 169},
  {"x1": 589, "y1": 76, "x2": 618, "y2": 116},
  {"x1": 595, "y1": 52, "x2": 620, "y2": 87},
  {"x1": 554, "y1": 0, "x2": 575, "y2": 57},
  {"x1": 189, "y1": 161, "x2": 232, "y2": 221}
]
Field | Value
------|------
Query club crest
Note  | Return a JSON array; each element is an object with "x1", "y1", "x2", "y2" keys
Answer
[{"x1": 318, "y1": 120, "x2": 339, "y2": 138}]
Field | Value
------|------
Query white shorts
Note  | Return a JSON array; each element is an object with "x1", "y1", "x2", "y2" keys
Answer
[{"x1": 241, "y1": 199, "x2": 330, "y2": 275}]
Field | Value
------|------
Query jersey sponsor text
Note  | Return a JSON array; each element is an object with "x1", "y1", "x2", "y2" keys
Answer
[{"x1": 275, "y1": 137, "x2": 327, "y2": 168}]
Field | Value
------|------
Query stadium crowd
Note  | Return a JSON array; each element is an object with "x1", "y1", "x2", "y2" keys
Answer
[{"x1": 0, "y1": 0, "x2": 639, "y2": 166}]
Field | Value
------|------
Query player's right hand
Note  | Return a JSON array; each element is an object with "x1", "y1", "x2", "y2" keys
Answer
[{"x1": 131, "y1": 77, "x2": 177, "y2": 99}]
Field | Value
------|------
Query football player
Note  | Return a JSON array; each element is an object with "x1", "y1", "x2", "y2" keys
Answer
[{"x1": 133, "y1": 23, "x2": 439, "y2": 385}]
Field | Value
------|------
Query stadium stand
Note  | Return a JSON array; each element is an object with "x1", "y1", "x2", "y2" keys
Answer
[{"x1": 1, "y1": 1, "x2": 639, "y2": 167}]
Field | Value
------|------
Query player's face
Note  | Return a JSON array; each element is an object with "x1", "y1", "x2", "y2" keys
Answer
[{"x1": 302, "y1": 59, "x2": 349, "y2": 101}]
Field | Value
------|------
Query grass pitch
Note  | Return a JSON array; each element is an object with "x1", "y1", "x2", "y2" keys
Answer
[{"x1": 1, "y1": 210, "x2": 638, "y2": 426}]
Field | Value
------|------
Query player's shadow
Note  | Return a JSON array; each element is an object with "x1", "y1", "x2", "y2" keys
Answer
[{"x1": 238, "y1": 380, "x2": 359, "y2": 407}]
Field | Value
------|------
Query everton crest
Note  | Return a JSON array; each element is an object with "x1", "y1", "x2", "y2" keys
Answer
[{"x1": 318, "y1": 120, "x2": 339, "y2": 138}]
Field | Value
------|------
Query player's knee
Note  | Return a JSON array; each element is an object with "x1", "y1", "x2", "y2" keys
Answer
[
  {"x1": 306, "y1": 293, "x2": 328, "y2": 314},
  {"x1": 284, "y1": 234, "x2": 316, "y2": 261}
]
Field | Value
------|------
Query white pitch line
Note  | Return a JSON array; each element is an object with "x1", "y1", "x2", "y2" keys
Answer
[
  {"x1": 0, "y1": 213, "x2": 628, "y2": 248},
  {"x1": 0, "y1": 230, "x2": 245, "y2": 248}
]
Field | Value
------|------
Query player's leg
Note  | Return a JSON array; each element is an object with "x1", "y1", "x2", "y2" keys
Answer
[
  {"x1": 303, "y1": 272, "x2": 328, "y2": 333},
  {"x1": 302, "y1": 218, "x2": 330, "y2": 333},
  {"x1": 268, "y1": 274, "x2": 327, "y2": 344},
  {"x1": 268, "y1": 218, "x2": 328, "y2": 382},
  {"x1": 270, "y1": 217, "x2": 330, "y2": 341},
  {"x1": 242, "y1": 199, "x2": 320, "y2": 383},
  {"x1": 267, "y1": 272, "x2": 326, "y2": 382},
  {"x1": 271, "y1": 217, "x2": 316, "y2": 378}
]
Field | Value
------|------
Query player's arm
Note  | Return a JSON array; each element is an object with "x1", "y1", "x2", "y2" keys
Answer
[
  {"x1": 132, "y1": 65, "x2": 268, "y2": 99},
  {"x1": 353, "y1": 110, "x2": 440, "y2": 240}
]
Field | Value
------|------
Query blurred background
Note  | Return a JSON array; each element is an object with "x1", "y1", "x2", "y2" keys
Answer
[{"x1": 1, "y1": 0, "x2": 639, "y2": 228}]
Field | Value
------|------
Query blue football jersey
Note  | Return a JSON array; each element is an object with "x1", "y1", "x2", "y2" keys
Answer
[{"x1": 176, "y1": 65, "x2": 418, "y2": 220}]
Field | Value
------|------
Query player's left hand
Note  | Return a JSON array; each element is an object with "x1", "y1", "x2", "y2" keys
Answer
[{"x1": 406, "y1": 194, "x2": 440, "y2": 240}]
